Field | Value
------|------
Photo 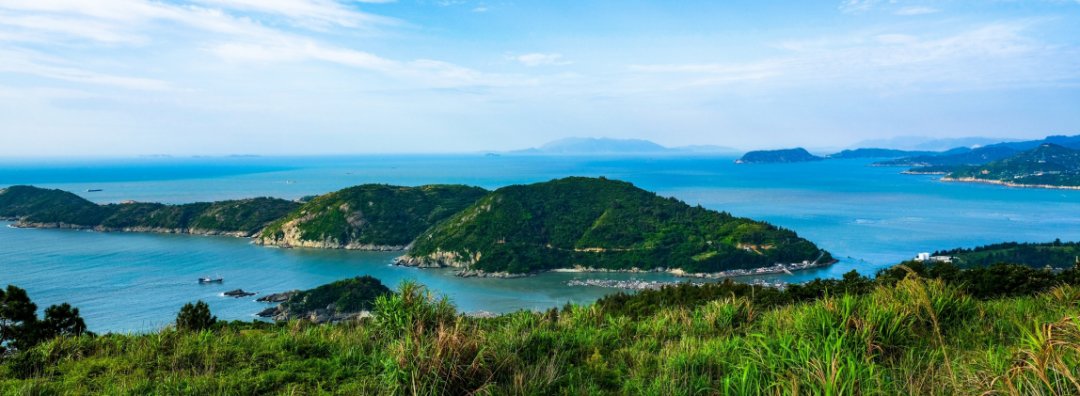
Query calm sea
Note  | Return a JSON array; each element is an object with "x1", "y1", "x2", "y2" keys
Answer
[{"x1": 2, "y1": 154, "x2": 1079, "y2": 333}]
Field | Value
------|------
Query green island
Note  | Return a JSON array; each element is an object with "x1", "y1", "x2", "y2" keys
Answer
[
  {"x1": 2, "y1": 253, "x2": 1080, "y2": 394},
  {"x1": 254, "y1": 184, "x2": 488, "y2": 249},
  {"x1": 735, "y1": 147, "x2": 824, "y2": 164},
  {"x1": 2, "y1": 178, "x2": 831, "y2": 277},
  {"x1": 0, "y1": 186, "x2": 299, "y2": 237},
  {"x1": 938, "y1": 144, "x2": 1080, "y2": 189},
  {"x1": 401, "y1": 177, "x2": 831, "y2": 276}
]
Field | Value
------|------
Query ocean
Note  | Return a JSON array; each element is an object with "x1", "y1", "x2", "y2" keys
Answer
[{"x1": 2, "y1": 154, "x2": 1079, "y2": 333}]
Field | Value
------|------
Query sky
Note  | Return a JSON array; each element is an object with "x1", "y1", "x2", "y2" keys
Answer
[{"x1": 0, "y1": 0, "x2": 1078, "y2": 156}]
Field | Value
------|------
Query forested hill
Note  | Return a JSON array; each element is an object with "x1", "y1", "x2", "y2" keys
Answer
[
  {"x1": 934, "y1": 240, "x2": 1080, "y2": 269},
  {"x1": 402, "y1": 177, "x2": 831, "y2": 274},
  {"x1": 0, "y1": 185, "x2": 298, "y2": 236},
  {"x1": 942, "y1": 144, "x2": 1080, "y2": 188},
  {"x1": 254, "y1": 184, "x2": 488, "y2": 249}
]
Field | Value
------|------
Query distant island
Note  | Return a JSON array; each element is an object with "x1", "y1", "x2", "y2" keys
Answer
[
  {"x1": 512, "y1": 137, "x2": 737, "y2": 155},
  {"x1": 826, "y1": 148, "x2": 939, "y2": 160},
  {"x1": 1, "y1": 177, "x2": 833, "y2": 278},
  {"x1": 736, "y1": 148, "x2": 824, "y2": 164}
]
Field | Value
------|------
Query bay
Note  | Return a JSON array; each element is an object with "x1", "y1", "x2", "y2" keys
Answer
[{"x1": 2, "y1": 154, "x2": 1078, "y2": 333}]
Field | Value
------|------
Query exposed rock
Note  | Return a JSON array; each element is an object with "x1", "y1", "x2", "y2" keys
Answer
[
  {"x1": 224, "y1": 289, "x2": 255, "y2": 298},
  {"x1": 256, "y1": 290, "x2": 298, "y2": 303},
  {"x1": 256, "y1": 306, "x2": 281, "y2": 318}
]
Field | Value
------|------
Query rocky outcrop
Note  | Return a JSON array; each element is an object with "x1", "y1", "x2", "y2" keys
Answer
[
  {"x1": 256, "y1": 301, "x2": 372, "y2": 324},
  {"x1": 393, "y1": 250, "x2": 477, "y2": 269},
  {"x1": 256, "y1": 291, "x2": 298, "y2": 303},
  {"x1": 224, "y1": 289, "x2": 256, "y2": 298}
]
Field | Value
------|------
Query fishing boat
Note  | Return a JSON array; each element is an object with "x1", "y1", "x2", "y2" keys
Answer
[
  {"x1": 198, "y1": 276, "x2": 223, "y2": 284},
  {"x1": 86, "y1": 189, "x2": 103, "y2": 192}
]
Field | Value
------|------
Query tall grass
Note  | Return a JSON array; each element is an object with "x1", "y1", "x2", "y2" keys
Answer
[{"x1": 2, "y1": 279, "x2": 1078, "y2": 395}]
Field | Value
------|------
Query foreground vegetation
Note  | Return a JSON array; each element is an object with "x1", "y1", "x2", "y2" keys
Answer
[{"x1": 3, "y1": 261, "x2": 1079, "y2": 395}]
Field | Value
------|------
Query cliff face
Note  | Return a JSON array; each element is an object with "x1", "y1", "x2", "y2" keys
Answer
[{"x1": 254, "y1": 184, "x2": 487, "y2": 250}]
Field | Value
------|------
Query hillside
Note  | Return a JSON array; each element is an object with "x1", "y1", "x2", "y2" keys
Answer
[
  {"x1": 254, "y1": 184, "x2": 488, "y2": 249},
  {"x1": 400, "y1": 177, "x2": 830, "y2": 275},
  {"x1": 933, "y1": 241, "x2": 1080, "y2": 269},
  {"x1": 736, "y1": 148, "x2": 823, "y2": 164},
  {"x1": 0, "y1": 186, "x2": 299, "y2": 236},
  {"x1": 941, "y1": 144, "x2": 1080, "y2": 188}
]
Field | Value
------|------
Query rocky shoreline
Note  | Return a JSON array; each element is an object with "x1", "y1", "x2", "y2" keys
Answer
[
  {"x1": 11, "y1": 221, "x2": 255, "y2": 237},
  {"x1": 394, "y1": 252, "x2": 839, "y2": 279},
  {"x1": 940, "y1": 176, "x2": 1080, "y2": 190}
]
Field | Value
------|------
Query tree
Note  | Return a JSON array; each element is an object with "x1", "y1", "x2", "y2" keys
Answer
[
  {"x1": 176, "y1": 301, "x2": 216, "y2": 331},
  {"x1": 1, "y1": 285, "x2": 41, "y2": 354},
  {"x1": 42, "y1": 303, "x2": 88, "y2": 338}
]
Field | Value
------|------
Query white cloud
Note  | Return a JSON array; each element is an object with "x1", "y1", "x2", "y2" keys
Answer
[
  {"x1": 629, "y1": 22, "x2": 1080, "y2": 91},
  {"x1": 895, "y1": 6, "x2": 940, "y2": 16},
  {"x1": 513, "y1": 53, "x2": 572, "y2": 67},
  {"x1": 472, "y1": 6, "x2": 488, "y2": 13},
  {"x1": 0, "y1": 49, "x2": 171, "y2": 90},
  {"x1": 190, "y1": 0, "x2": 397, "y2": 29}
]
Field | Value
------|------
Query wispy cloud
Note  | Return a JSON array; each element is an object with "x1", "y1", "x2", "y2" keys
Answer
[
  {"x1": 512, "y1": 53, "x2": 572, "y2": 67},
  {"x1": 895, "y1": 6, "x2": 940, "y2": 16},
  {"x1": 190, "y1": 0, "x2": 397, "y2": 29},
  {"x1": 0, "y1": 48, "x2": 171, "y2": 90},
  {"x1": 630, "y1": 22, "x2": 1080, "y2": 91}
]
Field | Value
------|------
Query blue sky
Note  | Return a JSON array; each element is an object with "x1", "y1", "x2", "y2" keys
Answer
[{"x1": 0, "y1": 0, "x2": 1078, "y2": 156}]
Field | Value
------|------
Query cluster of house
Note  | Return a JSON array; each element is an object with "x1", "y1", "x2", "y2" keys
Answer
[{"x1": 914, "y1": 252, "x2": 953, "y2": 263}]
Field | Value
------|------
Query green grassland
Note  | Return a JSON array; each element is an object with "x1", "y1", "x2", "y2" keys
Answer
[{"x1": 2, "y1": 261, "x2": 1079, "y2": 395}]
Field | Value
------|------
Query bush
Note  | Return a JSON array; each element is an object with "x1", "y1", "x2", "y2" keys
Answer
[{"x1": 175, "y1": 301, "x2": 217, "y2": 332}]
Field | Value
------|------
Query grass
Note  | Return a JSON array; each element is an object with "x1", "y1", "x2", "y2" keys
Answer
[{"x1": 2, "y1": 275, "x2": 1079, "y2": 395}]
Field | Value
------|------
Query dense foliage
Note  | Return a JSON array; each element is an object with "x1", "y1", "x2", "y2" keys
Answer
[
  {"x1": 281, "y1": 276, "x2": 392, "y2": 315},
  {"x1": 736, "y1": 148, "x2": 823, "y2": 163},
  {"x1": 257, "y1": 184, "x2": 487, "y2": 248},
  {"x1": 943, "y1": 144, "x2": 1080, "y2": 187},
  {"x1": 175, "y1": 301, "x2": 216, "y2": 332},
  {"x1": 932, "y1": 240, "x2": 1080, "y2": 269},
  {"x1": 0, "y1": 186, "x2": 299, "y2": 236},
  {"x1": 409, "y1": 177, "x2": 830, "y2": 274},
  {"x1": 0, "y1": 186, "x2": 105, "y2": 226},
  {"x1": 2, "y1": 265, "x2": 1080, "y2": 395},
  {"x1": 599, "y1": 261, "x2": 1080, "y2": 318},
  {"x1": 0, "y1": 286, "x2": 88, "y2": 355}
]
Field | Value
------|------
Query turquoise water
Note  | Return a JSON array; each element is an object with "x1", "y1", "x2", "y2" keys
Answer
[{"x1": 2, "y1": 155, "x2": 1079, "y2": 333}]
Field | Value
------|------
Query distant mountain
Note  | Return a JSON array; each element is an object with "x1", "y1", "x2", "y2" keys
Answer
[
  {"x1": 941, "y1": 144, "x2": 1080, "y2": 189},
  {"x1": 514, "y1": 137, "x2": 737, "y2": 155},
  {"x1": 827, "y1": 148, "x2": 940, "y2": 159},
  {"x1": 854, "y1": 136, "x2": 1016, "y2": 151},
  {"x1": 736, "y1": 148, "x2": 824, "y2": 164},
  {"x1": 875, "y1": 135, "x2": 1080, "y2": 168}
]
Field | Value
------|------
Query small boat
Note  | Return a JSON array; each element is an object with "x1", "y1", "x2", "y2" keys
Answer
[
  {"x1": 198, "y1": 276, "x2": 223, "y2": 284},
  {"x1": 86, "y1": 189, "x2": 103, "y2": 192}
]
